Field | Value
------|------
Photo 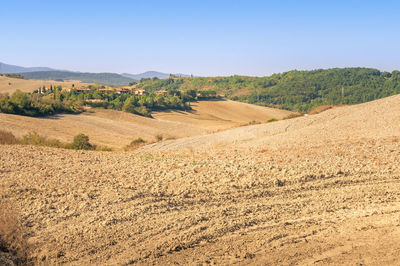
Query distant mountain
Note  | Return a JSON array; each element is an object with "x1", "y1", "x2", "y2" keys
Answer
[
  {"x1": 20, "y1": 71, "x2": 135, "y2": 86},
  {"x1": 122, "y1": 71, "x2": 191, "y2": 80},
  {"x1": 0, "y1": 62, "x2": 56, "y2": 73},
  {"x1": 0, "y1": 61, "x2": 191, "y2": 85}
]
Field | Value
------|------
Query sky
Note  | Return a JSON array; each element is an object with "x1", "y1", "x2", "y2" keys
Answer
[{"x1": 1, "y1": 0, "x2": 400, "y2": 76}]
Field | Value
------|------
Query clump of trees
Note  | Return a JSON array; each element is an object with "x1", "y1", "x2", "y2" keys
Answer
[{"x1": 0, "y1": 90, "x2": 83, "y2": 117}]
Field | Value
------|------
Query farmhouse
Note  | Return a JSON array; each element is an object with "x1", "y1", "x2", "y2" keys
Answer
[
  {"x1": 99, "y1": 87, "x2": 115, "y2": 93},
  {"x1": 134, "y1": 88, "x2": 146, "y2": 95},
  {"x1": 74, "y1": 87, "x2": 91, "y2": 93},
  {"x1": 117, "y1": 88, "x2": 131, "y2": 94}
]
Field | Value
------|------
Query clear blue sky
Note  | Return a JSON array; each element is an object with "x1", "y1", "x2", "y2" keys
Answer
[{"x1": 1, "y1": 0, "x2": 400, "y2": 76}]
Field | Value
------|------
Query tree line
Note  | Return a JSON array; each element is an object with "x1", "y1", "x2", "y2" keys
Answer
[{"x1": 135, "y1": 68, "x2": 400, "y2": 112}]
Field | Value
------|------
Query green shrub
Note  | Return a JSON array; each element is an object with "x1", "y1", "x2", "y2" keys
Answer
[
  {"x1": 130, "y1": 138, "x2": 146, "y2": 146},
  {"x1": 124, "y1": 137, "x2": 147, "y2": 151},
  {"x1": 267, "y1": 118, "x2": 278, "y2": 123},
  {"x1": 21, "y1": 132, "x2": 64, "y2": 148},
  {"x1": 71, "y1": 134, "x2": 94, "y2": 150}
]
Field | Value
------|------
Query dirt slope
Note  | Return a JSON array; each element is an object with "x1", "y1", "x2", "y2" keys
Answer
[
  {"x1": 0, "y1": 100, "x2": 293, "y2": 149},
  {"x1": 146, "y1": 94, "x2": 400, "y2": 151},
  {"x1": 0, "y1": 76, "x2": 87, "y2": 94},
  {"x1": 153, "y1": 100, "x2": 293, "y2": 132},
  {"x1": 1, "y1": 95, "x2": 400, "y2": 265}
]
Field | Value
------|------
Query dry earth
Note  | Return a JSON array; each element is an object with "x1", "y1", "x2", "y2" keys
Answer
[
  {"x1": 0, "y1": 76, "x2": 87, "y2": 94},
  {"x1": 0, "y1": 100, "x2": 292, "y2": 149},
  {"x1": 1, "y1": 95, "x2": 400, "y2": 265}
]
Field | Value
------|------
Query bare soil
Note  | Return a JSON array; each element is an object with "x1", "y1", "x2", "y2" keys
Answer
[{"x1": 1, "y1": 95, "x2": 400, "y2": 265}]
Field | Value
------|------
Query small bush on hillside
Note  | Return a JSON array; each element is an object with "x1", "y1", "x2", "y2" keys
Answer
[
  {"x1": 130, "y1": 138, "x2": 146, "y2": 146},
  {"x1": 124, "y1": 137, "x2": 147, "y2": 151},
  {"x1": 155, "y1": 134, "x2": 163, "y2": 142},
  {"x1": 71, "y1": 134, "x2": 94, "y2": 150},
  {"x1": 267, "y1": 118, "x2": 278, "y2": 123},
  {"x1": 21, "y1": 132, "x2": 64, "y2": 148},
  {"x1": 247, "y1": 120, "x2": 261, "y2": 125}
]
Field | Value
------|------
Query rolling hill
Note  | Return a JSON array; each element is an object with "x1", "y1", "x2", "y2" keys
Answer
[
  {"x1": 145, "y1": 94, "x2": 400, "y2": 151},
  {"x1": 0, "y1": 61, "x2": 191, "y2": 85},
  {"x1": 134, "y1": 67, "x2": 400, "y2": 112},
  {"x1": 0, "y1": 75, "x2": 88, "y2": 94},
  {"x1": 19, "y1": 71, "x2": 135, "y2": 86},
  {"x1": 122, "y1": 71, "x2": 190, "y2": 80},
  {"x1": 1, "y1": 94, "x2": 400, "y2": 264},
  {"x1": 0, "y1": 100, "x2": 293, "y2": 149},
  {"x1": 0, "y1": 62, "x2": 56, "y2": 73}
]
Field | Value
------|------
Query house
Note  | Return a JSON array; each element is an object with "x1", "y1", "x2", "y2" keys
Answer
[
  {"x1": 117, "y1": 88, "x2": 131, "y2": 94},
  {"x1": 155, "y1": 90, "x2": 168, "y2": 96},
  {"x1": 74, "y1": 87, "x2": 91, "y2": 93},
  {"x1": 134, "y1": 88, "x2": 146, "y2": 95},
  {"x1": 99, "y1": 87, "x2": 115, "y2": 93}
]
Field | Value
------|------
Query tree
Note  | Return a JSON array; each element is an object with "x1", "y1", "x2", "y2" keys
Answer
[{"x1": 72, "y1": 134, "x2": 93, "y2": 150}]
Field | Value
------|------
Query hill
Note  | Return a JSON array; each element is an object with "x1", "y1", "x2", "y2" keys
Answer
[
  {"x1": 0, "y1": 100, "x2": 293, "y2": 149},
  {"x1": 0, "y1": 75, "x2": 88, "y2": 94},
  {"x1": 1, "y1": 94, "x2": 400, "y2": 264},
  {"x1": 19, "y1": 71, "x2": 134, "y2": 86},
  {"x1": 121, "y1": 71, "x2": 190, "y2": 80},
  {"x1": 0, "y1": 61, "x2": 56, "y2": 73},
  {"x1": 146, "y1": 94, "x2": 400, "y2": 151},
  {"x1": 134, "y1": 67, "x2": 400, "y2": 112},
  {"x1": 0, "y1": 61, "x2": 191, "y2": 84}
]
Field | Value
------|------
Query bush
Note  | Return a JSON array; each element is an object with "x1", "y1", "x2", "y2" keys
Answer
[
  {"x1": 21, "y1": 132, "x2": 63, "y2": 148},
  {"x1": 71, "y1": 134, "x2": 94, "y2": 150},
  {"x1": 130, "y1": 138, "x2": 146, "y2": 146},
  {"x1": 247, "y1": 120, "x2": 261, "y2": 125},
  {"x1": 267, "y1": 118, "x2": 278, "y2": 123},
  {"x1": 124, "y1": 137, "x2": 147, "y2": 151},
  {"x1": 155, "y1": 134, "x2": 163, "y2": 142}
]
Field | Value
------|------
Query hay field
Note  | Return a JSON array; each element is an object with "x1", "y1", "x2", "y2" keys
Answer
[
  {"x1": 0, "y1": 75, "x2": 87, "y2": 94},
  {"x1": 0, "y1": 100, "x2": 293, "y2": 149}
]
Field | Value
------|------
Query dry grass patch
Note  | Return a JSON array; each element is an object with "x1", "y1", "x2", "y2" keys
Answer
[
  {"x1": 0, "y1": 130, "x2": 112, "y2": 151},
  {"x1": 0, "y1": 130, "x2": 18, "y2": 145},
  {"x1": 283, "y1": 113, "x2": 303, "y2": 120},
  {"x1": 0, "y1": 199, "x2": 30, "y2": 265},
  {"x1": 308, "y1": 105, "x2": 334, "y2": 115}
]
